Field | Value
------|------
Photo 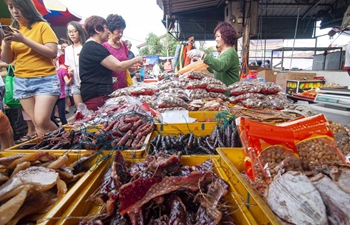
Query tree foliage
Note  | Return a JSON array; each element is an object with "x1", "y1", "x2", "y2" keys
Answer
[
  {"x1": 139, "y1": 33, "x2": 214, "y2": 57},
  {"x1": 139, "y1": 33, "x2": 177, "y2": 56}
]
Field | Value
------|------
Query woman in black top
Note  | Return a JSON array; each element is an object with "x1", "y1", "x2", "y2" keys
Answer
[{"x1": 79, "y1": 16, "x2": 143, "y2": 110}]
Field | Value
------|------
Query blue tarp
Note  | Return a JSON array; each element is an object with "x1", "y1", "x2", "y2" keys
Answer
[{"x1": 145, "y1": 56, "x2": 159, "y2": 65}]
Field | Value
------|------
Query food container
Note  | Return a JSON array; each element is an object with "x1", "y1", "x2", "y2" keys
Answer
[
  {"x1": 0, "y1": 150, "x2": 108, "y2": 225},
  {"x1": 6, "y1": 133, "x2": 152, "y2": 159},
  {"x1": 216, "y1": 148, "x2": 282, "y2": 225},
  {"x1": 47, "y1": 154, "x2": 258, "y2": 225},
  {"x1": 155, "y1": 122, "x2": 217, "y2": 133},
  {"x1": 149, "y1": 123, "x2": 217, "y2": 155}
]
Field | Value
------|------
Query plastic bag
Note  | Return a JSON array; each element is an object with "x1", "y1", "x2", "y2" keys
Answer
[
  {"x1": 177, "y1": 60, "x2": 209, "y2": 75},
  {"x1": 157, "y1": 94, "x2": 187, "y2": 109},
  {"x1": 237, "y1": 116, "x2": 302, "y2": 182},
  {"x1": 279, "y1": 114, "x2": 347, "y2": 170},
  {"x1": 4, "y1": 64, "x2": 21, "y2": 109},
  {"x1": 74, "y1": 103, "x2": 93, "y2": 121},
  {"x1": 240, "y1": 56, "x2": 258, "y2": 81}
]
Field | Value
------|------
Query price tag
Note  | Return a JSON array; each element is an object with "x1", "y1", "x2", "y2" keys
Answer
[{"x1": 338, "y1": 99, "x2": 350, "y2": 106}]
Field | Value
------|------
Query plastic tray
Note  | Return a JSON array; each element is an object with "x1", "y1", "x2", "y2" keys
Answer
[
  {"x1": 6, "y1": 133, "x2": 152, "y2": 159},
  {"x1": 52, "y1": 154, "x2": 259, "y2": 225},
  {"x1": 155, "y1": 122, "x2": 217, "y2": 134},
  {"x1": 0, "y1": 150, "x2": 107, "y2": 225},
  {"x1": 149, "y1": 123, "x2": 217, "y2": 155},
  {"x1": 216, "y1": 148, "x2": 282, "y2": 225}
]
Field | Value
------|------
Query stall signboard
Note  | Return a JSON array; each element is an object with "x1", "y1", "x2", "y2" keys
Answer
[
  {"x1": 286, "y1": 80, "x2": 325, "y2": 95},
  {"x1": 276, "y1": 72, "x2": 316, "y2": 91}
]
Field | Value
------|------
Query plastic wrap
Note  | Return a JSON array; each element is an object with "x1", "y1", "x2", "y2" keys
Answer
[
  {"x1": 157, "y1": 94, "x2": 187, "y2": 109},
  {"x1": 188, "y1": 89, "x2": 210, "y2": 99},
  {"x1": 158, "y1": 81, "x2": 182, "y2": 90},
  {"x1": 202, "y1": 76, "x2": 225, "y2": 85},
  {"x1": 206, "y1": 83, "x2": 228, "y2": 93},
  {"x1": 186, "y1": 80, "x2": 207, "y2": 89},
  {"x1": 109, "y1": 87, "x2": 130, "y2": 97},
  {"x1": 237, "y1": 117, "x2": 303, "y2": 181},
  {"x1": 279, "y1": 114, "x2": 347, "y2": 171},
  {"x1": 208, "y1": 92, "x2": 227, "y2": 100},
  {"x1": 228, "y1": 81, "x2": 262, "y2": 96},
  {"x1": 105, "y1": 96, "x2": 128, "y2": 106},
  {"x1": 186, "y1": 71, "x2": 206, "y2": 79},
  {"x1": 130, "y1": 86, "x2": 156, "y2": 96},
  {"x1": 158, "y1": 91, "x2": 189, "y2": 102},
  {"x1": 260, "y1": 82, "x2": 281, "y2": 94}
]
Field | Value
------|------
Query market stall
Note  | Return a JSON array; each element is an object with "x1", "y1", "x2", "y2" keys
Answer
[{"x1": 1, "y1": 65, "x2": 350, "y2": 224}]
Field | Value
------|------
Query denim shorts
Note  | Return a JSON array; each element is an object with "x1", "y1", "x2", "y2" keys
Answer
[
  {"x1": 65, "y1": 84, "x2": 71, "y2": 96},
  {"x1": 14, "y1": 74, "x2": 60, "y2": 99},
  {"x1": 70, "y1": 84, "x2": 81, "y2": 95}
]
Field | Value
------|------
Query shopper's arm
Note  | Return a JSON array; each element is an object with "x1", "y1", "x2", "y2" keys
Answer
[
  {"x1": 5, "y1": 29, "x2": 57, "y2": 59},
  {"x1": 101, "y1": 55, "x2": 143, "y2": 72},
  {"x1": 1, "y1": 41, "x2": 14, "y2": 63}
]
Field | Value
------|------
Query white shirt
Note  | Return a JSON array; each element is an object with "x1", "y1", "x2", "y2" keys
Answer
[
  {"x1": 152, "y1": 64, "x2": 161, "y2": 76},
  {"x1": 65, "y1": 45, "x2": 82, "y2": 87}
]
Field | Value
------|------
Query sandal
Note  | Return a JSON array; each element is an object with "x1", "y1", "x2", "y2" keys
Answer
[{"x1": 15, "y1": 134, "x2": 36, "y2": 144}]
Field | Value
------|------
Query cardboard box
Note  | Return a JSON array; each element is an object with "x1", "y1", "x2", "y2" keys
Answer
[
  {"x1": 256, "y1": 69, "x2": 279, "y2": 82},
  {"x1": 286, "y1": 79, "x2": 325, "y2": 95},
  {"x1": 276, "y1": 72, "x2": 316, "y2": 91}
]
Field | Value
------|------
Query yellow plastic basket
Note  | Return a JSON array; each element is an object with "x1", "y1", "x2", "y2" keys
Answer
[
  {"x1": 0, "y1": 150, "x2": 108, "y2": 225},
  {"x1": 216, "y1": 148, "x2": 282, "y2": 225},
  {"x1": 48, "y1": 154, "x2": 259, "y2": 225},
  {"x1": 6, "y1": 133, "x2": 152, "y2": 159},
  {"x1": 188, "y1": 110, "x2": 219, "y2": 122}
]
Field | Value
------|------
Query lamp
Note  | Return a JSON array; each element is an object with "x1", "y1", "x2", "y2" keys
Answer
[{"x1": 231, "y1": 16, "x2": 236, "y2": 23}]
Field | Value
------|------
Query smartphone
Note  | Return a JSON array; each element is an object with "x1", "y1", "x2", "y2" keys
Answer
[{"x1": 1, "y1": 25, "x2": 15, "y2": 35}]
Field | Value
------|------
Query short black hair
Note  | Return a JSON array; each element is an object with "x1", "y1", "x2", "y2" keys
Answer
[{"x1": 106, "y1": 14, "x2": 126, "y2": 32}]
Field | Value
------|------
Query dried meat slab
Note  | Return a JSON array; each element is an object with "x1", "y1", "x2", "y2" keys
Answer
[
  {"x1": 311, "y1": 173, "x2": 350, "y2": 225},
  {"x1": 265, "y1": 171, "x2": 328, "y2": 225}
]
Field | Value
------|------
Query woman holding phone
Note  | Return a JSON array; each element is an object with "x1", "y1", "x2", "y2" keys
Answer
[{"x1": 1, "y1": 0, "x2": 60, "y2": 135}]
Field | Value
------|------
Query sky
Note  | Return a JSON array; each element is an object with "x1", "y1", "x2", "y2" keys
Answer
[{"x1": 59, "y1": 0, "x2": 166, "y2": 53}]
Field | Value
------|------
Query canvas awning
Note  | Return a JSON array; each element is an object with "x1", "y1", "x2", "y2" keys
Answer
[{"x1": 0, "y1": 0, "x2": 81, "y2": 26}]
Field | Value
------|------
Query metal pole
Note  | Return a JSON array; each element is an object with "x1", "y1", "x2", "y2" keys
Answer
[
  {"x1": 166, "y1": 15, "x2": 169, "y2": 60},
  {"x1": 290, "y1": 6, "x2": 300, "y2": 70}
]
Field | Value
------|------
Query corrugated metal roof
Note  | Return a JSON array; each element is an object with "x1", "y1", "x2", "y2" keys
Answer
[
  {"x1": 161, "y1": 0, "x2": 223, "y2": 15},
  {"x1": 158, "y1": 0, "x2": 348, "y2": 41}
]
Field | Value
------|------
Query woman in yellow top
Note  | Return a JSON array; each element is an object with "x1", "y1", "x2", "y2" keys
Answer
[{"x1": 1, "y1": 0, "x2": 60, "y2": 135}]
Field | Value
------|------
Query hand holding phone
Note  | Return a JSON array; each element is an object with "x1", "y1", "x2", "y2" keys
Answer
[{"x1": 1, "y1": 25, "x2": 15, "y2": 35}]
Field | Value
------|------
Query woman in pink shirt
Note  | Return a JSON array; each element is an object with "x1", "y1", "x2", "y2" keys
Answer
[{"x1": 102, "y1": 14, "x2": 130, "y2": 90}]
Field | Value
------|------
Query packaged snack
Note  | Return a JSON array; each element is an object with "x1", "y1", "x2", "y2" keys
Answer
[
  {"x1": 186, "y1": 71, "x2": 205, "y2": 79},
  {"x1": 130, "y1": 86, "x2": 156, "y2": 96},
  {"x1": 188, "y1": 89, "x2": 210, "y2": 99},
  {"x1": 237, "y1": 117, "x2": 302, "y2": 182},
  {"x1": 206, "y1": 83, "x2": 228, "y2": 93},
  {"x1": 157, "y1": 94, "x2": 187, "y2": 109},
  {"x1": 186, "y1": 80, "x2": 207, "y2": 89},
  {"x1": 279, "y1": 114, "x2": 347, "y2": 171}
]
